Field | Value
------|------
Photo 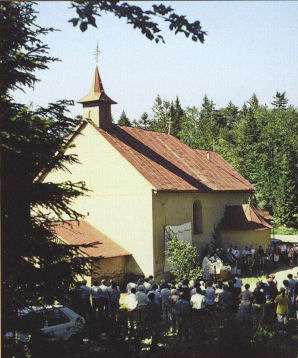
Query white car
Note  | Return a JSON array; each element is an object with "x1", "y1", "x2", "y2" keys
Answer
[{"x1": 5, "y1": 305, "x2": 86, "y2": 342}]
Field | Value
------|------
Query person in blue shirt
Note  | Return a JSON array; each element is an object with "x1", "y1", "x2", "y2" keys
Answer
[
  {"x1": 80, "y1": 280, "x2": 91, "y2": 321},
  {"x1": 175, "y1": 292, "x2": 191, "y2": 341},
  {"x1": 147, "y1": 292, "x2": 161, "y2": 350}
]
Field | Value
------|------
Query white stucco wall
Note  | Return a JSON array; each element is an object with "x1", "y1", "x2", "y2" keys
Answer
[
  {"x1": 43, "y1": 123, "x2": 155, "y2": 276},
  {"x1": 152, "y1": 191, "x2": 251, "y2": 276}
]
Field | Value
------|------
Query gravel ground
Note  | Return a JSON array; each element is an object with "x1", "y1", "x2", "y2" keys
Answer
[{"x1": 242, "y1": 264, "x2": 298, "y2": 290}]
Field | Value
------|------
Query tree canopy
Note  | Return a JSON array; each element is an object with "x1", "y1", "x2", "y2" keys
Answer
[
  {"x1": 1, "y1": 2, "x2": 92, "y2": 331},
  {"x1": 69, "y1": 1, "x2": 206, "y2": 44},
  {"x1": 133, "y1": 92, "x2": 297, "y2": 229}
]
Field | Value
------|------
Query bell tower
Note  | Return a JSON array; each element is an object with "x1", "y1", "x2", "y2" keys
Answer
[{"x1": 77, "y1": 66, "x2": 117, "y2": 130}]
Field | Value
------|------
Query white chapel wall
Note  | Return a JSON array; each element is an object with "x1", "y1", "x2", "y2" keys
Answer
[{"x1": 43, "y1": 124, "x2": 155, "y2": 276}]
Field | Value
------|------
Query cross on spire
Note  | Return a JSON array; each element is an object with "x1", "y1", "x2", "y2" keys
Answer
[
  {"x1": 94, "y1": 41, "x2": 100, "y2": 65},
  {"x1": 167, "y1": 118, "x2": 173, "y2": 135}
]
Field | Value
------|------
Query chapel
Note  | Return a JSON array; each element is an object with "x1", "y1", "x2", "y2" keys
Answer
[{"x1": 42, "y1": 67, "x2": 273, "y2": 282}]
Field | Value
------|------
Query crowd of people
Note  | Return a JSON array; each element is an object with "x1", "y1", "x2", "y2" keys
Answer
[
  {"x1": 202, "y1": 242, "x2": 298, "y2": 278},
  {"x1": 62, "y1": 270, "x2": 297, "y2": 350},
  {"x1": 122, "y1": 273, "x2": 297, "y2": 348}
]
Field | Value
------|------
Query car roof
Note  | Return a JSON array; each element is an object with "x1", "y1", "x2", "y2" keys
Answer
[{"x1": 19, "y1": 305, "x2": 64, "y2": 315}]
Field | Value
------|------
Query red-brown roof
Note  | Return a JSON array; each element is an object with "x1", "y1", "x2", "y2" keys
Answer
[
  {"x1": 217, "y1": 204, "x2": 273, "y2": 231},
  {"x1": 77, "y1": 67, "x2": 117, "y2": 105},
  {"x1": 50, "y1": 220, "x2": 131, "y2": 258},
  {"x1": 89, "y1": 121, "x2": 255, "y2": 192}
]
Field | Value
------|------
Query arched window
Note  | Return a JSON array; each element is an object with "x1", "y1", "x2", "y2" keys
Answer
[{"x1": 193, "y1": 200, "x2": 203, "y2": 234}]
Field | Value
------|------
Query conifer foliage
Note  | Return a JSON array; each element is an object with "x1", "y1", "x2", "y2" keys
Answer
[
  {"x1": 118, "y1": 110, "x2": 131, "y2": 126},
  {"x1": 143, "y1": 92, "x2": 297, "y2": 229},
  {"x1": 0, "y1": 2, "x2": 93, "y2": 331}
]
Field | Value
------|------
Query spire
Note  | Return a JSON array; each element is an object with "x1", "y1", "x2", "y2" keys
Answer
[
  {"x1": 78, "y1": 66, "x2": 117, "y2": 131},
  {"x1": 77, "y1": 67, "x2": 117, "y2": 105}
]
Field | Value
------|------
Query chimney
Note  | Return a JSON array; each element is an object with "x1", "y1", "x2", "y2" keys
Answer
[
  {"x1": 206, "y1": 151, "x2": 210, "y2": 161},
  {"x1": 77, "y1": 67, "x2": 117, "y2": 130}
]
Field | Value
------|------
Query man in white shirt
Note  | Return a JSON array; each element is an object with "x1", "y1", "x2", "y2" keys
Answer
[
  {"x1": 99, "y1": 279, "x2": 110, "y2": 315},
  {"x1": 91, "y1": 280, "x2": 102, "y2": 319},
  {"x1": 190, "y1": 287, "x2": 206, "y2": 311},
  {"x1": 191, "y1": 287, "x2": 206, "y2": 336},
  {"x1": 143, "y1": 278, "x2": 152, "y2": 293},
  {"x1": 249, "y1": 245, "x2": 255, "y2": 256},
  {"x1": 125, "y1": 287, "x2": 138, "y2": 331},
  {"x1": 202, "y1": 254, "x2": 211, "y2": 281},
  {"x1": 126, "y1": 279, "x2": 137, "y2": 294}
]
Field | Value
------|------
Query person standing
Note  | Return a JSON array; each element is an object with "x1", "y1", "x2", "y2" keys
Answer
[
  {"x1": 274, "y1": 288, "x2": 290, "y2": 334},
  {"x1": 168, "y1": 288, "x2": 179, "y2": 333},
  {"x1": 80, "y1": 280, "x2": 92, "y2": 321},
  {"x1": 219, "y1": 285, "x2": 233, "y2": 317},
  {"x1": 202, "y1": 254, "x2": 211, "y2": 281},
  {"x1": 256, "y1": 246, "x2": 265, "y2": 272},
  {"x1": 135, "y1": 285, "x2": 149, "y2": 330},
  {"x1": 91, "y1": 280, "x2": 103, "y2": 319},
  {"x1": 253, "y1": 282, "x2": 266, "y2": 324},
  {"x1": 234, "y1": 276, "x2": 243, "y2": 297},
  {"x1": 190, "y1": 287, "x2": 206, "y2": 338},
  {"x1": 100, "y1": 279, "x2": 110, "y2": 316},
  {"x1": 238, "y1": 284, "x2": 253, "y2": 319},
  {"x1": 264, "y1": 277, "x2": 279, "y2": 324},
  {"x1": 147, "y1": 292, "x2": 161, "y2": 350},
  {"x1": 109, "y1": 281, "x2": 120, "y2": 321},
  {"x1": 161, "y1": 283, "x2": 172, "y2": 327},
  {"x1": 273, "y1": 245, "x2": 281, "y2": 266},
  {"x1": 147, "y1": 283, "x2": 162, "y2": 306},
  {"x1": 143, "y1": 278, "x2": 152, "y2": 293},
  {"x1": 125, "y1": 287, "x2": 138, "y2": 333},
  {"x1": 265, "y1": 244, "x2": 273, "y2": 268},
  {"x1": 175, "y1": 292, "x2": 191, "y2": 342},
  {"x1": 126, "y1": 278, "x2": 137, "y2": 294},
  {"x1": 205, "y1": 281, "x2": 216, "y2": 311},
  {"x1": 287, "y1": 274, "x2": 297, "y2": 310}
]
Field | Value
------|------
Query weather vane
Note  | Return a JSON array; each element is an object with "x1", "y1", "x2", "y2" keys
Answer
[{"x1": 94, "y1": 41, "x2": 100, "y2": 65}]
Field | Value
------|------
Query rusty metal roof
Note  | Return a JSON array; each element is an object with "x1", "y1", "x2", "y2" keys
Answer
[
  {"x1": 217, "y1": 204, "x2": 273, "y2": 231},
  {"x1": 50, "y1": 220, "x2": 131, "y2": 258},
  {"x1": 77, "y1": 67, "x2": 117, "y2": 105},
  {"x1": 89, "y1": 121, "x2": 255, "y2": 192}
]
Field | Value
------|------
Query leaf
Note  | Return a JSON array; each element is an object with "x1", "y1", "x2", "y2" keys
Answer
[
  {"x1": 68, "y1": 18, "x2": 79, "y2": 27},
  {"x1": 79, "y1": 21, "x2": 88, "y2": 32}
]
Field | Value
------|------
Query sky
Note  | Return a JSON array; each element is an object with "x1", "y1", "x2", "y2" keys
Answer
[{"x1": 14, "y1": 1, "x2": 298, "y2": 122}]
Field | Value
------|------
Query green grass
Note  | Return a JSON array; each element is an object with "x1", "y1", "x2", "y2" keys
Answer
[{"x1": 274, "y1": 225, "x2": 298, "y2": 235}]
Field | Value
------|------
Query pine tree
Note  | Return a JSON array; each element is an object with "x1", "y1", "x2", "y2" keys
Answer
[
  {"x1": 178, "y1": 106, "x2": 200, "y2": 148},
  {"x1": 151, "y1": 94, "x2": 171, "y2": 133},
  {"x1": 138, "y1": 112, "x2": 151, "y2": 129},
  {"x1": 248, "y1": 93, "x2": 259, "y2": 110},
  {"x1": 118, "y1": 110, "x2": 131, "y2": 126},
  {"x1": 1, "y1": 2, "x2": 91, "y2": 331},
  {"x1": 271, "y1": 91, "x2": 289, "y2": 110},
  {"x1": 169, "y1": 96, "x2": 184, "y2": 137}
]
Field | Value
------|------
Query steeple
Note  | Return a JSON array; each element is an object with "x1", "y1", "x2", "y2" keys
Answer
[{"x1": 78, "y1": 67, "x2": 117, "y2": 130}]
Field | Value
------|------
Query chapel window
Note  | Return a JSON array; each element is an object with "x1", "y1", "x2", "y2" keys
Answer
[{"x1": 193, "y1": 200, "x2": 203, "y2": 234}]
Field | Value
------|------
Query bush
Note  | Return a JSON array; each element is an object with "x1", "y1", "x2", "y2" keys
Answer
[{"x1": 165, "y1": 231, "x2": 202, "y2": 282}]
